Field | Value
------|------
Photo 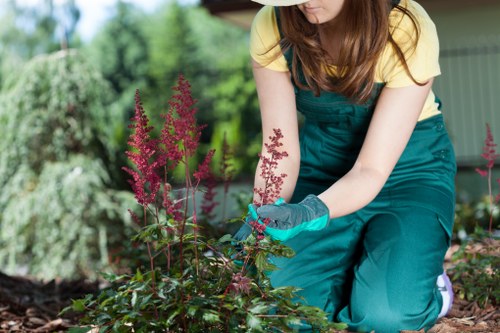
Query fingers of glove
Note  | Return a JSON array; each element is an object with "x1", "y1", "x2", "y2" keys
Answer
[{"x1": 256, "y1": 204, "x2": 293, "y2": 222}]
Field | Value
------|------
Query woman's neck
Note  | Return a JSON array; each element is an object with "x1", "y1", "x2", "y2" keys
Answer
[{"x1": 318, "y1": 19, "x2": 346, "y2": 65}]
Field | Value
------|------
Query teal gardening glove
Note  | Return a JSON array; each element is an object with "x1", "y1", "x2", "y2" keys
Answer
[
  {"x1": 254, "y1": 195, "x2": 330, "y2": 242},
  {"x1": 233, "y1": 198, "x2": 286, "y2": 242}
]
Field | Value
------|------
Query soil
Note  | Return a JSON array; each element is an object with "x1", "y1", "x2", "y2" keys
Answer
[{"x1": 0, "y1": 243, "x2": 498, "y2": 333}]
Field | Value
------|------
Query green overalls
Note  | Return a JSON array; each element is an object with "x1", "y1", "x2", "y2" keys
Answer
[{"x1": 269, "y1": 8, "x2": 457, "y2": 333}]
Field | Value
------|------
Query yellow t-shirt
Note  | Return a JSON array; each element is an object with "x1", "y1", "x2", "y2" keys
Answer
[{"x1": 250, "y1": 0, "x2": 441, "y2": 120}]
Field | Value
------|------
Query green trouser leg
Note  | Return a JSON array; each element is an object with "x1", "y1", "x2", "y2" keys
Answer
[
  {"x1": 337, "y1": 207, "x2": 449, "y2": 332},
  {"x1": 269, "y1": 204, "x2": 450, "y2": 333}
]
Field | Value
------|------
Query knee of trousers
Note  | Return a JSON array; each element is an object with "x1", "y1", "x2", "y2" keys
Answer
[{"x1": 345, "y1": 305, "x2": 436, "y2": 333}]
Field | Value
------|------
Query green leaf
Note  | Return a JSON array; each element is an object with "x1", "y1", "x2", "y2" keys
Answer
[
  {"x1": 67, "y1": 327, "x2": 93, "y2": 333},
  {"x1": 202, "y1": 311, "x2": 221, "y2": 324},
  {"x1": 131, "y1": 291, "x2": 138, "y2": 308},
  {"x1": 285, "y1": 315, "x2": 302, "y2": 326},
  {"x1": 100, "y1": 272, "x2": 127, "y2": 283},
  {"x1": 188, "y1": 305, "x2": 198, "y2": 317},
  {"x1": 71, "y1": 299, "x2": 86, "y2": 312},
  {"x1": 98, "y1": 326, "x2": 110, "y2": 333},
  {"x1": 330, "y1": 322, "x2": 349, "y2": 330},
  {"x1": 222, "y1": 303, "x2": 236, "y2": 311},
  {"x1": 218, "y1": 234, "x2": 233, "y2": 243},
  {"x1": 246, "y1": 313, "x2": 262, "y2": 330},
  {"x1": 249, "y1": 304, "x2": 269, "y2": 314},
  {"x1": 157, "y1": 288, "x2": 167, "y2": 299},
  {"x1": 255, "y1": 252, "x2": 278, "y2": 272},
  {"x1": 133, "y1": 269, "x2": 144, "y2": 282},
  {"x1": 138, "y1": 294, "x2": 153, "y2": 309}
]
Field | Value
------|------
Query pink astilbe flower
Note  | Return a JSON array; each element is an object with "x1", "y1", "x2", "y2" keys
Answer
[
  {"x1": 254, "y1": 128, "x2": 288, "y2": 206},
  {"x1": 162, "y1": 182, "x2": 183, "y2": 222},
  {"x1": 248, "y1": 128, "x2": 289, "y2": 239},
  {"x1": 123, "y1": 90, "x2": 162, "y2": 206},
  {"x1": 475, "y1": 123, "x2": 499, "y2": 233},
  {"x1": 160, "y1": 74, "x2": 206, "y2": 170},
  {"x1": 194, "y1": 149, "x2": 215, "y2": 182},
  {"x1": 194, "y1": 150, "x2": 219, "y2": 220},
  {"x1": 475, "y1": 124, "x2": 498, "y2": 177},
  {"x1": 249, "y1": 218, "x2": 270, "y2": 241},
  {"x1": 200, "y1": 173, "x2": 218, "y2": 221},
  {"x1": 128, "y1": 209, "x2": 142, "y2": 226}
]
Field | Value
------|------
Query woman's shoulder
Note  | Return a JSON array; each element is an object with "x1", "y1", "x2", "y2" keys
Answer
[
  {"x1": 377, "y1": 0, "x2": 441, "y2": 87},
  {"x1": 254, "y1": 5, "x2": 275, "y2": 20},
  {"x1": 389, "y1": 0, "x2": 437, "y2": 36},
  {"x1": 251, "y1": 5, "x2": 279, "y2": 37},
  {"x1": 250, "y1": 6, "x2": 289, "y2": 72}
]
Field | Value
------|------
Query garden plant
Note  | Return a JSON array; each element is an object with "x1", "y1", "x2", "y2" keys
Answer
[
  {"x1": 66, "y1": 74, "x2": 347, "y2": 332},
  {"x1": 447, "y1": 123, "x2": 499, "y2": 312}
]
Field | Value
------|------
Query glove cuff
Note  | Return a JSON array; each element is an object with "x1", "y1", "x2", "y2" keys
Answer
[{"x1": 301, "y1": 194, "x2": 330, "y2": 218}]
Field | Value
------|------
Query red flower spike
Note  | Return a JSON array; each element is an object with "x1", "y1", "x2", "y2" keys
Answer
[
  {"x1": 475, "y1": 123, "x2": 499, "y2": 234},
  {"x1": 254, "y1": 128, "x2": 288, "y2": 206},
  {"x1": 196, "y1": 150, "x2": 219, "y2": 220},
  {"x1": 478, "y1": 123, "x2": 498, "y2": 168},
  {"x1": 200, "y1": 173, "x2": 219, "y2": 220},
  {"x1": 122, "y1": 90, "x2": 163, "y2": 206},
  {"x1": 160, "y1": 74, "x2": 206, "y2": 170},
  {"x1": 128, "y1": 209, "x2": 142, "y2": 226},
  {"x1": 194, "y1": 149, "x2": 215, "y2": 182}
]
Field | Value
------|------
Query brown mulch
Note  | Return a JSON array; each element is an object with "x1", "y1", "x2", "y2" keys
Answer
[
  {"x1": 0, "y1": 242, "x2": 498, "y2": 332},
  {"x1": 430, "y1": 240, "x2": 500, "y2": 333},
  {"x1": 0, "y1": 272, "x2": 99, "y2": 332}
]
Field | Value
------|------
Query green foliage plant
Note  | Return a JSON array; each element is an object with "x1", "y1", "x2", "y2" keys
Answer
[
  {"x1": 449, "y1": 123, "x2": 500, "y2": 309},
  {"x1": 0, "y1": 50, "x2": 135, "y2": 279},
  {"x1": 67, "y1": 75, "x2": 347, "y2": 332},
  {"x1": 449, "y1": 227, "x2": 499, "y2": 308}
]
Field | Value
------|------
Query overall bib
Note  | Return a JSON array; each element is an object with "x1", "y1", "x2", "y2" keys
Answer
[{"x1": 269, "y1": 9, "x2": 457, "y2": 333}]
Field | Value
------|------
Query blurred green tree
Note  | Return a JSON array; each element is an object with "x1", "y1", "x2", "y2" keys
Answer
[
  {"x1": 144, "y1": 1, "x2": 261, "y2": 177},
  {"x1": 0, "y1": 0, "x2": 81, "y2": 89},
  {"x1": 0, "y1": 50, "x2": 135, "y2": 279},
  {"x1": 84, "y1": 1, "x2": 150, "y2": 187},
  {"x1": 85, "y1": 0, "x2": 261, "y2": 181}
]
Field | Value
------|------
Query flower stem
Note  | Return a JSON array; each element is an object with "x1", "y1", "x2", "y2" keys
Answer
[{"x1": 488, "y1": 168, "x2": 493, "y2": 234}]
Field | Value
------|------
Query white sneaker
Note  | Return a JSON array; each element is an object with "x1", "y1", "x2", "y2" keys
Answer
[{"x1": 437, "y1": 271, "x2": 454, "y2": 318}]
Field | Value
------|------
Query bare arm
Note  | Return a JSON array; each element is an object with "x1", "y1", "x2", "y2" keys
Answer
[
  {"x1": 317, "y1": 79, "x2": 434, "y2": 218},
  {"x1": 252, "y1": 59, "x2": 301, "y2": 203}
]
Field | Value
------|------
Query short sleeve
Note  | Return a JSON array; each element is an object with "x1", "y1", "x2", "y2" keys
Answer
[
  {"x1": 377, "y1": 0, "x2": 441, "y2": 87},
  {"x1": 249, "y1": 6, "x2": 289, "y2": 72}
]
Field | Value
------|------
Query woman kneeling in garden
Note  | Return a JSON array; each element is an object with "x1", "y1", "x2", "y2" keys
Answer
[{"x1": 236, "y1": 0, "x2": 455, "y2": 331}]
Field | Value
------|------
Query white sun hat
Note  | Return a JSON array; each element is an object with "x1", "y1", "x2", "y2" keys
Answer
[{"x1": 251, "y1": 0, "x2": 309, "y2": 6}]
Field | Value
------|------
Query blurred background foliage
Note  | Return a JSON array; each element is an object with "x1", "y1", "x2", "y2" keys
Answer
[
  {"x1": 0, "y1": 0, "x2": 496, "y2": 280},
  {"x1": 0, "y1": 0, "x2": 259, "y2": 279}
]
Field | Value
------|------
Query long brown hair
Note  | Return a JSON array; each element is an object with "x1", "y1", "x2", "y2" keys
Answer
[{"x1": 277, "y1": 0, "x2": 424, "y2": 103}]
